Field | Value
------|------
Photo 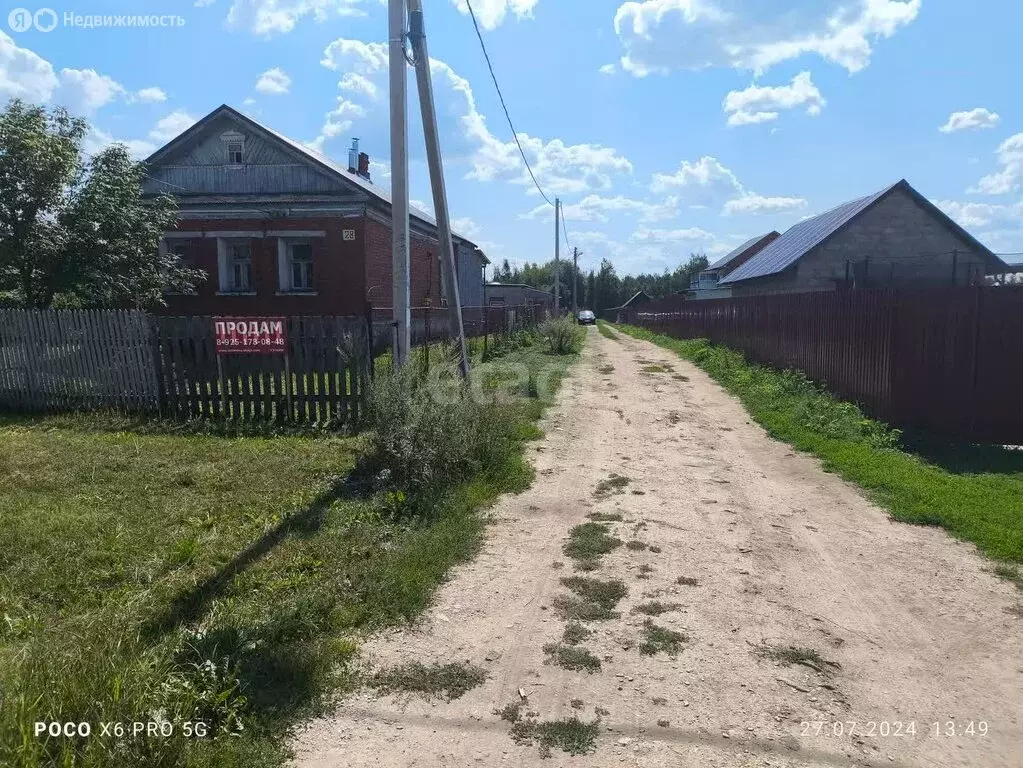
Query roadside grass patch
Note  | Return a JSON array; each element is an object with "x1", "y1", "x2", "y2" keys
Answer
[
  {"x1": 597, "y1": 322, "x2": 619, "y2": 341},
  {"x1": 586, "y1": 511, "x2": 623, "y2": 522},
  {"x1": 594, "y1": 473, "x2": 631, "y2": 498},
  {"x1": 993, "y1": 563, "x2": 1023, "y2": 591},
  {"x1": 625, "y1": 539, "x2": 648, "y2": 551},
  {"x1": 371, "y1": 661, "x2": 486, "y2": 701},
  {"x1": 511, "y1": 716, "x2": 599, "y2": 758},
  {"x1": 612, "y1": 323, "x2": 1023, "y2": 574},
  {"x1": 639, "y1": 620, "x2": 686, "y2": 656},
  {"x1": 676, "y1": 576, "x2": 700, "y2": 587},
  {"x1": 634, "y1": 601, "x2": 679, "y2": 616},
  {"x1": 499, "y1": 701, "x2": 525, "y2": 723},
  {"x1": 562, "y1": 621, "x2": 592, "y2": 645},
  {"x1": 563, "y1": 522, "x2": 622, "y2": 570},
  {"x1": 543, "y1": 643, "x2": 602, "y2": 673},
  {"x1": 0, "y1": 336, "x2": 579, "y2": 768}
]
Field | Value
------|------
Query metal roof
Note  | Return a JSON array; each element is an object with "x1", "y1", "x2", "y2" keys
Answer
[
  {"x1": 706, "y1": 232, "x2": 779, "y2": 271},
  {"x1": 145, "y1": 104, "x2": 482, "y2": 252},
  {"x1": 720, "y1": 184, "x2": 900, "y2": 285}
]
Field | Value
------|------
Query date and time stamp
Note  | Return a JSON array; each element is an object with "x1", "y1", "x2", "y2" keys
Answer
[{"x1": 799, "y1": 720, "x2": 990, "y2": 739}]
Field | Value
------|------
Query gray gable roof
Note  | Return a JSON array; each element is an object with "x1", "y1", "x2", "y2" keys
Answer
[
  {"x1": 720, "y1": 179, "x2": 1003, "y2": 285},
  {"x1": 706, "y1": 232, "x2": 779, "y2": 271},
  {"x1": 144, "y1": 104, "x2": 479, "y2": 248}
]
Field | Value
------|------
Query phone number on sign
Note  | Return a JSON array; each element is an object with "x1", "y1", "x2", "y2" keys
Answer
[
  {"x1": 35, "y1": 721, "x2": 210, "y2": 739},
  {"x1": 801, "y1": 721, "x2": 990, "y2": 738}
]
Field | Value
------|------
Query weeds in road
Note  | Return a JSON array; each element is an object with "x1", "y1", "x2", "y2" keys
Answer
[
  {"x1": 637, "y1": 564, "x2": 655, "y2": 579},
  {"x1": 594, "y1": 473, "x2": 631, "y2": 498},
  {"x1": 993, "y1": 563, "x2": 1023, "y2": 591},
  {"x1": 587, "y1": 511, "x2": 623, "y2": 522},
  {"x1": 626, "y1": 539, "x2": 648, "y2": 551},
  {"x1": 672, "y1": 374, "x2": 690, "y2": 381},
  {"x1": 649, "y1": 545, "x2": 663, "y2": 554},
  {"x1": 641, "y1": 363, "x2": 673, "y2": 374},
  {"x1": 371, "y1": 661, "x2": 487, "y2": 701},
  {"x1": 634, "y1": 601, "x2": 679, "y2": 616},
  {"x1": 563, "y1": 522, "x2": 622, "y2": 570},
  {"x1": 598, "y1": 364, "x2": 615, "y2": 374},
  {"x1": 597, "y1": 322, "x2": 619, "y2": 341},
  {"x1": 676, "y1": 576, "x2": 700, "y2": 587},
  {"x1": 543, "y1": 643, "x2": 602, "y2": 673},
  {"x1": 613, "y1": 323, "x2": 1023, "y2": 574},
  {"x1": 562, "y1": 622, "x2": 592, "y2": 645},
  {"x1": 554, "y1": 577, "x2": 628, "y2": 621},
  {"x1": 511, "y1": 716, "x2": 600, "y2": 758},
  {"x1": 1006, "y1": 604, "x2": 1023, "y2": 618},
  {"x1": 639, "y1": 620, "x2": 686, "y2": 656},
  {"x1": 753, "y1": 643, "x2": 838, "y2": 675},
  {"x1": 499, "y1": 701, "x2": 525, "y2": 722}
]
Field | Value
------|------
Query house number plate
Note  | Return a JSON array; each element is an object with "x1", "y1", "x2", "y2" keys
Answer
[{"x1": 343, "y1": 229, "x2": 356, "y2": 241}]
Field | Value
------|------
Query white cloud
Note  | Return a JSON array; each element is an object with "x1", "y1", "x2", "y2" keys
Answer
[
  {"x1": 84, "y1": 127, "x2": 157, "y2": 159},
  {"x1": 338, "y1": 72, "x2": 378, "y2": 99},
  {"x1": 227, "y1": 0, "x2": 370, "y2": 36},
  {"x1": 195, "y1": 0, "x2": 217, "y2": 6},
  {"x1": 450, "y1": 0, "x2": 539, "y2": 30},
  {"x1": 149, "y1": 110, "x2": 198, "y2": 143},
  {"x1": 599, "y1": 63, "x2": 616, "y2": 76},
  {"x1": 939, "y1": 108, "x2": 1000, "y2": 134},
  {"x1": 630, "y1": 226, "x2": 715, "y2": 242},
  {"x1": 521, "y1": 194, "x2": 679, "y2": 224},
  {"x1": 936, "y1": 199, "x2": 1023, "y2": 229},
  {"x1": 321, "y1": 38, "x2": 388, "y2": 72},
  {"x1": 723, "y1": 71, "x2": 824, "y2": 126},
  {"x1": 0, "y1": 31, "x2": 58, "y2": 102},
  {"x1": 650, "y1": 155, "x2": 742, "y2": 196},
  {"x1": 451, "y1": 216, "x2": 481, "y2": 238},
  {"x1": 255, "y1": 66, "x2": 291, "y2": 94},
  {"x1": 723, "y1": 193, "x2": 807, "y2": 215},
  {"x1": 970, "y1": 133, "x2": 1023, "y2": 196},
  {"x1": 135, "y1": 86, "x2": 168, "y2": 103},
  {"x1": 614, "y1": 0, "x2": 921, "y2": 77},
  {"x1": 51, "y1": 68, "x2": 127, "y2": 114}
]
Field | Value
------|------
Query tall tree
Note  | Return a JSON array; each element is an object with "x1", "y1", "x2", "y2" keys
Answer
[{"x1": 0, "y1": 99, "x2": 201, "y2": 308}]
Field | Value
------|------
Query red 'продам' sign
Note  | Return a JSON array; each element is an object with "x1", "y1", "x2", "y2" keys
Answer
[{"x1": 214, "y1": 317, "x2": 287, "y2": 354}]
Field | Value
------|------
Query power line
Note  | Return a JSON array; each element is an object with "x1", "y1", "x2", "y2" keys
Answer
[
  {"x1": 561, "y1": 209, "x2": 572, "y2": 249},
  {"x1": 463, "y1": 0, "x2": 554, "y2": 209}
]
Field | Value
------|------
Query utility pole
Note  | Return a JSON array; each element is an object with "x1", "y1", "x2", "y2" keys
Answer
[
  {"x1": 388, "y1": 0, "x2": 410, "y2": 369},
  {"x1": 572, "y1": 246, "x2": 581, "y2": 313},
  {"x1": 407, "y1": 0, "x2": 469, "y2": 377},
  {"x1": 554, "y1": 197, "x2": 561, "y2": 315}
]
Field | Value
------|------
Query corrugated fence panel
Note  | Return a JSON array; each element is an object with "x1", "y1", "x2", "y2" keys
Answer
[{"x1": 631, "y1": 287, "x2": 1023, "y2": 444}]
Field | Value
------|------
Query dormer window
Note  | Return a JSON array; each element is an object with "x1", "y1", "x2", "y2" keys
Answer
[{"x1": 227, "y1": 142, "x2": 243, "y2": 165}]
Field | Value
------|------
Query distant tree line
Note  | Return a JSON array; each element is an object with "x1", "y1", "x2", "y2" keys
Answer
[{"x1": 490, "y1": 253, "x2": 709, "y2": 313}]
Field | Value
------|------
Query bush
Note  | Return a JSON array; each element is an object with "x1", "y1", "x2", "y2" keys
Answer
[
  {"x1": 367, "y1": 363, "x2": 522, "y2": 519},
  {"x1": 539, "y1": 316, "x2": 583, "y2": 355}
]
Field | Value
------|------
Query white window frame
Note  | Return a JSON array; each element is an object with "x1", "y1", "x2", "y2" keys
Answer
[
  {"x1": 217, "y1": 238, "x2": 255, "y2": 295},
  {"x1": 276, "y1": 239, "x2": 318, "y2": 295}
]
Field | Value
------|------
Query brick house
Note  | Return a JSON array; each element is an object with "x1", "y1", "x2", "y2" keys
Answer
[
  {"x1": 143, "y1": 104, "x2": 488, "y2": 316},
  {"x1": 718, "y1": 180, "x2": 1006, "y2": 297}
]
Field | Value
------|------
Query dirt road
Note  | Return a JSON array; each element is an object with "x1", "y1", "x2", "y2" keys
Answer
[{"x1": 293, "y1": 328, "x2": 1022, "y2": 767}]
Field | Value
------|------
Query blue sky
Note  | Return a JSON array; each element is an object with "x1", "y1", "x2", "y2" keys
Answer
[{"x1": 2, "y1": 0, "x2": 1021, "y2": 274}]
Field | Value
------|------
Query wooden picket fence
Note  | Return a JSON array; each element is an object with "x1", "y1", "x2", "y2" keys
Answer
[
  {"x1": 152, "y1": 316, "x2": 369, "y2": 425},
  {"x1": 0, "y1": 310, "x2": 371, "y2": 426},
  {"x1": 0, "y1": 309, "x2": 159, "y2": 411}
]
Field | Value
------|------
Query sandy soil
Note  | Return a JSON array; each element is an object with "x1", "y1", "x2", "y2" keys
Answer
[{"x1": 292, "y1": 327, "x2": 1022, "y2": 768}]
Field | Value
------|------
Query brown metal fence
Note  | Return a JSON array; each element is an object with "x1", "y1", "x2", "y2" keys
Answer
[{"x1": 623, "y1": 287, "x2": 1023, "y2": 444}]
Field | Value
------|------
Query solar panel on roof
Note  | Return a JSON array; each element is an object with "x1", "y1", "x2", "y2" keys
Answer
[{"x1": 719, "y1": 183, "x2": 899, "y2": 285}]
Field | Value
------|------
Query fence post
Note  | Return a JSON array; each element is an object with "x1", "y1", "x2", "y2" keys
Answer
[
  {"x1": 363, "y1": 302, "x2": 374, "y2": 381},
  {"x1": 483, "y1": 309, "x2": 488, "y2": 358}
]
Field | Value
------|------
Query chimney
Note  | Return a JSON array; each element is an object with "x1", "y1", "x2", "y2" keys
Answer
[
  {"x1": 357, "y1": 152, "x2": 371, "y2": 181},
  {"x1": 347, "y1": 138, "x2": 360, "y2": 173}
]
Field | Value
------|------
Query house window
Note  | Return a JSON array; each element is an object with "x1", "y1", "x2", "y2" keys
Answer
[
  {"x1": 163, "y1": 240, "x2": 195, "y2": 295},
  {"x1": 227, "y1": 142, "x2": 244, "y2": 165},
  {"x1": 226, "y1": 241, "x2": 252, "y2": 292},
  {"x1": 288, "y1": 242, "x2": 314, "y2": 292}
]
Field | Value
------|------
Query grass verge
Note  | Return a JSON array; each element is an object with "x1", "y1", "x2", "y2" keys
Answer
[
  {"x1": 613, "y1": 324, "x2": 1023, "y2": 574},
  {"x1": 597, "y1": 321, "x2": 619, "y2": 341},
  {"x1": 0, "y1": 333, "x2": 579, "y2": 768}
]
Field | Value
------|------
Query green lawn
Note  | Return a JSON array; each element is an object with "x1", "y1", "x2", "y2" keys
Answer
[
  {"x1": 613, "y1": 324, "x2": 1023, "y2": 573},
  {"x1": 0, "y1": 333, "x2": 580, "y2": 768}
]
